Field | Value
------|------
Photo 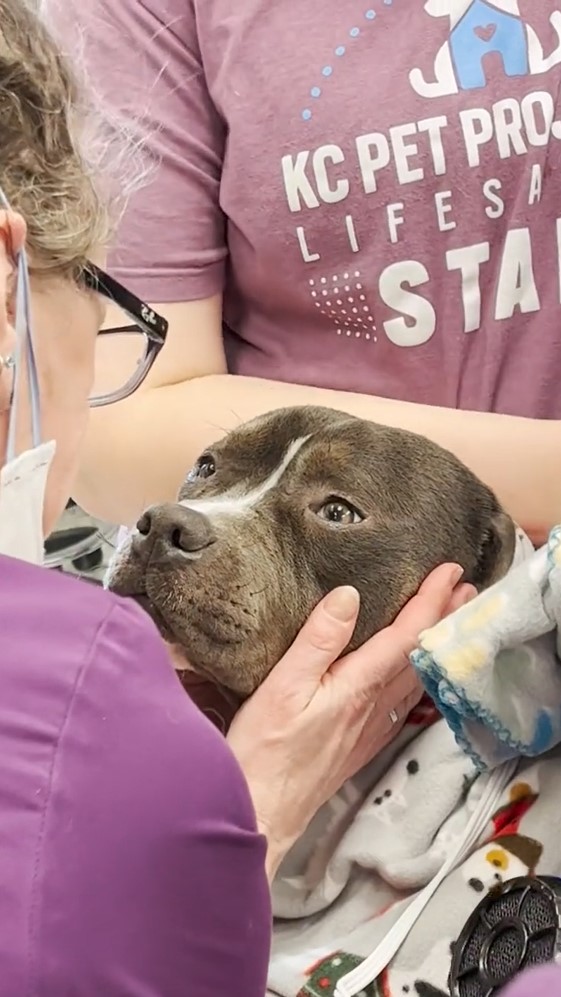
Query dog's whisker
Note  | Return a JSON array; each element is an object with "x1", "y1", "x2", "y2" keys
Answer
[
  {"x1": 259, "y1": 635, "x2": 271, "y2": 674},
  {"x1": 249, "y1": 588, "x2": 268, "y2": 600},
  {"x1": 224, "y1": 408, "x2": 245, "y2": 428},
  {"x1": 204, "y1": 419, "x2": 235, "y2": 435}
]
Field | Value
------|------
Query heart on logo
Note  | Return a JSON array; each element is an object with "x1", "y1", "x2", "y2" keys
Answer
[{"x1": 474, "y1": 23, "x2": 497, "y2": 42}]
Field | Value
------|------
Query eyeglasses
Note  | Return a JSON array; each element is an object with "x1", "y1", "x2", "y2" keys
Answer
[{"x1": 83, "y1": 263, "x2": 168, "y2": 408}]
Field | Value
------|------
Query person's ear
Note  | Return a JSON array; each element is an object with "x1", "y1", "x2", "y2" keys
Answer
[{"x1": 0, "y1": 210, "x2": 26, "y2": 411}]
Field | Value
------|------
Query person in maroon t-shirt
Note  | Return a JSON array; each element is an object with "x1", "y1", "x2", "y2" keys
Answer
[{"x1": 45, "y1": 0, "x2": 561, "y2": 545}]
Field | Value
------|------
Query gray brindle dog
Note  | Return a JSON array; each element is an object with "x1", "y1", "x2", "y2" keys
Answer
[{"x1": 107, "y1": 406, "x2": 516, "y2": 698}]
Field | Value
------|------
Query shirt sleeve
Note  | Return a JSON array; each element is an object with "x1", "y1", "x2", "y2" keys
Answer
[
  {"x1": 44, "y1": 0, "x2": 227, "y2": 302},
  {"x1": 502, "y1": 967, "x2": 561, "y2": 997},
  {"x1": 37, "y1": 599, "x2": 271, "y2": 997}
]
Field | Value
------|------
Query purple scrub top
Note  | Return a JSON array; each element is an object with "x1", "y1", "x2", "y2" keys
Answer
[
  {"x1": 0, "y1": 554, "x2": 271, "y2": 995},
  {"x1": 502, "y1": 965, "x2": 561, "y2": 996}
]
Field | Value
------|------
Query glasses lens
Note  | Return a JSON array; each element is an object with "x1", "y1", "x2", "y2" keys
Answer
[{"x1": 91, "y1": 323, "x2": 149, "y2": 403}]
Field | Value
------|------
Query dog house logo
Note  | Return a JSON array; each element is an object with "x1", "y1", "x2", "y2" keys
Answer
[{"x1": 409, "y1": 0, "x2": 561, "y2": 98}]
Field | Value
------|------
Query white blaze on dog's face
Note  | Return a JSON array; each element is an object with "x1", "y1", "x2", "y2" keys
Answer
[
  {"x1": 107, "y1": 406, "x2": 515, "y2": 697},
  {"x1": 179, "y1": 433, "x2": 312, "y2": 522}
]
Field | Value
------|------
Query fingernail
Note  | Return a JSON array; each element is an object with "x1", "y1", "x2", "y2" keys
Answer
[
  {"x1": 324, "y1": 585, "x2": 360, "y2": 622},
  {"x1": 449, "y1": 564, "x2": 464, "y2": 584}
]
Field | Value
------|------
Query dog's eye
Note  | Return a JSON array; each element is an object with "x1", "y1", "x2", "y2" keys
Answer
[
  {"x1": 187, "y1": 454, "x2": 216, "y2": 482},
  {"x1": 316, "y1": 499, "x2": 363, "y2": 526}
]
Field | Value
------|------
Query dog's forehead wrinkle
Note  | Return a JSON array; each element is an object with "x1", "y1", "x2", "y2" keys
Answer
[
  {"x1": 236, "y1": 404, "x2": 353, "y2": 440},
  {"x1": 179, "y1": 434, "x2": 312, "y2": 518}
]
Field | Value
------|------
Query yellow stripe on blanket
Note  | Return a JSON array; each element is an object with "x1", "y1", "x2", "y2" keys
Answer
[
  {"x1": 431, "y1": 639, "x2": 489, "y2": 681},
  {"x1": 457, "y1": 592, "x2": 507, "y2": 634},
  {"x1": 420, "y1": 592, "x2": 505, "y2": 654}
]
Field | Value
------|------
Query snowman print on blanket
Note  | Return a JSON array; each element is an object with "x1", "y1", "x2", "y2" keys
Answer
[
  {"x1": 368, "y1": 759, "x2": 420, "y2": 827},
  {"x1": 364, "y1": 785, "x2": 542, "y2": 995},
  {"x1": 462, "y1": 832, "x2": 543, "y2": 894},
  {"x1": 462, "y1": 781, "x2": 542, "y2": 894}
]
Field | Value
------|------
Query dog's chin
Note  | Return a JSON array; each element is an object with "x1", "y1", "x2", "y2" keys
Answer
[
  {"x1": 129, "y1": 593, "x2": 179, "y2": 645},
  {"x1": 126, "y1": 593, "x2": 221, "y2": 684}
]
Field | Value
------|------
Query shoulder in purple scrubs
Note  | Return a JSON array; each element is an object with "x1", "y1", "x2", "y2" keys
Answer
[
  {"x1": 501, "y1": 965, "x2": 561, "y2": 996},
  {"x1": 0, "y1": 555, "x2": 271, "y2": 996}
]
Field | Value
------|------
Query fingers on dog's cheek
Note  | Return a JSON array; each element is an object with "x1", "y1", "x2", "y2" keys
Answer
[
  {"x1": 291, "y1": 608, "x2": 355, "y2": 682},
  {"x1": 446, "y1": 583, "x2": 477, "y2": 615},
  {"x1": 388, "y1": 608, "x2": 440, "y2": 657},
  {"x1": 305, "y1": 617, "x2": 351, "y2": 657},
  {"x1": 393, "y1": 572, "x2": 463, "y2": 639},
  {"x1": 341, "y1": 642, "x2": 407, "y2": 694},
  {"x1": 420, "y1": 562, "x2": 463, "y2": 596},
  {"x1": 379, "y1": 666, "x2": 421, "y2": 727}
]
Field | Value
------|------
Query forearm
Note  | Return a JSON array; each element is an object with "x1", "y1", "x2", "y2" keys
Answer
[
  {"x1": 263, "y1": 837, "x2": 285, "y2": 884},
  {"x1": 74, "y1": 373, "x2": 561, "y2": 540}
]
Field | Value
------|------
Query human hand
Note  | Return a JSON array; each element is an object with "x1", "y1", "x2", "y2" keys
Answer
[{"x1": 227, "y1": 564, "x2": 475, "y2": 880}]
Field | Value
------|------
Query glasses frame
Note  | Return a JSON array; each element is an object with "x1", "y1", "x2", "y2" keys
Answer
[{"x1": 84, "y1": 262, "x2": 169, "y2": 407}]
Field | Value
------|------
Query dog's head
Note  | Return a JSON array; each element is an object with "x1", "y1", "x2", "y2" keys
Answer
[{"x1": 107, "y1": 406, "x2": 515, "y2": 697}]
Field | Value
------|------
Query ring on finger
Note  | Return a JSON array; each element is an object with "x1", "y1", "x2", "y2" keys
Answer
[{"x1": 388, "y1": 708, "x2": 399, "y2": 725}]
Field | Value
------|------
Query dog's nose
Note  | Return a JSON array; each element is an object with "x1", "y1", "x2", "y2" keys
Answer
[{"x1": 136, "y1": 503, "x2": 216, "y2": 554}]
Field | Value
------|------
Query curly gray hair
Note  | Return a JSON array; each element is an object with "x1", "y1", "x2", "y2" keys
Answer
[{"x1": 1, "y1": 0, "x2": 147, "y2": 278}]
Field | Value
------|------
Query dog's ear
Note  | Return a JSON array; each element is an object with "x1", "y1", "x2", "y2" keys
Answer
[{"x1": 471, "y1": 509, "x2": 516, "y2": 588}]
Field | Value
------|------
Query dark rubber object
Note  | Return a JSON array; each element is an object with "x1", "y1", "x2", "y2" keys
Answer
[{"x1": 449, "y1": 876, "x2": 561, "y2": 997}]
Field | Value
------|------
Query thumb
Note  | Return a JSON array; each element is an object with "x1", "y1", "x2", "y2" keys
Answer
[
  {"x1": 274, "y1": 586, "x2": 360, "y2": 700},
  {"x1": 386, "y1": 563, "x2": 464, "y2": 653}
]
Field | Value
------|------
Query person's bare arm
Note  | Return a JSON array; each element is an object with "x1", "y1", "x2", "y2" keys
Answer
[
  {"x1": 44, "y1": 1, "x2": 558, "y2": 539},
  {"x1": 78, "y1": 296, "x2": 560, "y2": 543}
]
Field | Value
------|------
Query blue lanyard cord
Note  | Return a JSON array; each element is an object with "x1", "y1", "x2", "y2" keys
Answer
[
  {"x1": 0, "y1": 180, "x2": 42, "y2": 461},
  {"x1": 19, "y1": 249, "x2": 41, "y2": 447}
]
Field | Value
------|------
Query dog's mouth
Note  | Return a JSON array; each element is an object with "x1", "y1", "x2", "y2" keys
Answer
[
  {"x1": 129, "y1": 592, "x2": 178, "y2": 642},
  {"x1": 128, "y1": 594, "x2": 241, "y2": 725}
]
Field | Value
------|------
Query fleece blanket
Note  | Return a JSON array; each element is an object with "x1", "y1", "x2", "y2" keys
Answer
[
  {"x1": 413, "y1": 526, "x2": 561, "y2": 770},
  {"x1": 267, "y1": 528, "x2": 561, "y2": 997}
]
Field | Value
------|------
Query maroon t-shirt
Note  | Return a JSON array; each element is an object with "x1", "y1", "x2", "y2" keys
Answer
[{"x1": 46, "y1": 0, "x2": 561, "y2": 416}]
